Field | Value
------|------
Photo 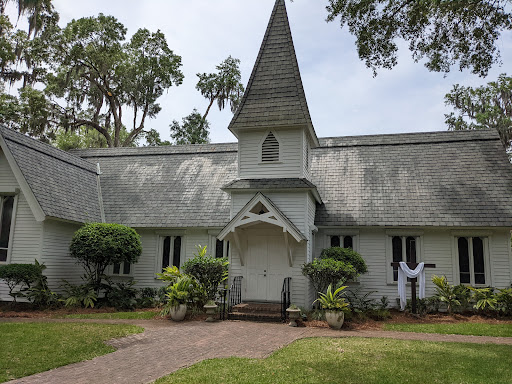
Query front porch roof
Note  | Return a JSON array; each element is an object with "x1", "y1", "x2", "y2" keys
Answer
[{"x1": 218, "y1": 192, "x2": 307, "y2": 243}]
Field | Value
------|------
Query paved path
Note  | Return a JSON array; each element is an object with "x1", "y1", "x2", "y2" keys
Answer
[{"x1": 4, "y1": 318, "x2": 512, "y2": 384}]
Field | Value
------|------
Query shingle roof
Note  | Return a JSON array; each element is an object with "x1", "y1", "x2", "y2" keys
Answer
[
  {"x1": 228, "y1": 0, "x2": 318, "y2": 146},
  {"x1": 77, "y1": 146, "x2": 238, "y2": 228},
  {"x1": 312, "y1": 130, "x2": 512, "y2": 227},
  {"x1": 0, "y1": 126, "x2": 102, "y2": 223},
  {"x1": 222, "y1": 178, "x2": 317, "y2": 190}
]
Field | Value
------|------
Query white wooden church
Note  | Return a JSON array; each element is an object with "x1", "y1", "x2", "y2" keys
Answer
[{"x1": 1, "y1": 0, "x2": 512, "y2": 308}]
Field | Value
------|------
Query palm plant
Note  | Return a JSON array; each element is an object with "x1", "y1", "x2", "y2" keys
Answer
[{"x1": 431, "y1": 275, "x2": 460, "y2": 314}]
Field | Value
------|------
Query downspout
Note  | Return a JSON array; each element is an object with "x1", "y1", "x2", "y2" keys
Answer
[{"x1": 96, "y1": 163, "x2": 106, "y2": 223}]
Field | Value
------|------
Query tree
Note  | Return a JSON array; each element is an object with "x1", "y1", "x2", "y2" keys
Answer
[
  {"x1": 169, "y1": 56, "x2": 244, "y2": 145},
  {"x1": 144, "y1": 128, "x2": 171, "y2": 147},
  {"x1": 170, "y1": 109, "x2": 210, "y2": 145},
  {"x1": 69, "y1": 223, "x2": 142, "y2": 292},
  {"x1": 445, "y1": 74, "x2": 512, "y2": 152},
  {"x1": 325, "y1": 0, "x2": 512, "y2": 77},
  {"x1": 3, "y1": 14, "x2": 184, "y2": 147}
]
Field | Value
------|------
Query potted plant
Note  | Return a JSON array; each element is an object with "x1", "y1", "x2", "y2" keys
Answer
[
  {"x1": 161, "y1": 276, "x2": 194, "y2": 321},
  {"x1": 203, "y1": 299, "x2": 218, "y2": 322},
  {"x1": 286, "y1": 304, "x2": 301, "y2": 327},
  {"x1": 314, "y1": 284, "x2": 350, "y2": 329}
]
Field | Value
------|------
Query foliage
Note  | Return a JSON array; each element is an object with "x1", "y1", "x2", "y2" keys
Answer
[
  {"x1": 105, "y1": 280, "x2": 138, "y2": 310},
  {"x1": 25, "y1": 260, "x2": 60, "y2": 308},
  {"x1": 161, "y1": 275, "x2": 200, "y2": 315},
  {"x1": 69, "y1": 223, "x2": 142, "y2": 292},
  {"x1": 345, "y1": 288, "x2": 390, "y2": 320},
  {"x1": 453, "y1": 284, "x2": 473, "y2": 311},
  {"x1": 156, "y1": 265, "x2": 182, "y2": 285},
  {"x1": 302, "y1": 258, "x2": 357, "y2": 296},
  {"x1": 60, "y1": 280, "x2": 97, "y2": 308},
  {"x1": 469, "y1": 287, "x2": 498, "y2": 312},
  {"x1": 445, "y1": 74, "x2": 512, "y2": 153},
  {"x1": 169, "y1": 109, "x2": 210, "y2": 145},
  {"x1": 496, "y1": 288, "x2": 512, "y2": 316},
  {"x1": 52, "y1": 125, "x2": 137, "y2": 150},
  {"x1": 313, "y1": 284, "x2": 350, "y2": 312},
  {"x1": 325, "y1": 0, "x2": 512, "y2": 77},
  {"x1": 3, "y1": 13, "x2": 184, "y2": 147},
  {"x1": 182, "y1": 245, "x2": 229, "y2": 302},
  {"x1": 144, "y1": 128, "x2": 171, "y2": 147},
  {"x1": 319, "y1": 247, "x2": 368, "y2": 275},
  {"x1": 137, "y1": 287, "x2": 159, "y2": 308},
  {"x1": 0, "y1": 322, "x2": 143, "y2": 383},
  {"x1": 431, "y1": 275, "x2": 461, "y2": 314},
  {"x1": 0, "y1": 263, "x2": 41, "y2": 304}
]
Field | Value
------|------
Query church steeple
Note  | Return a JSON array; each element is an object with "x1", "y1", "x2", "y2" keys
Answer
[{"x1": 229, "y1": 0, "x2": 318, "y2": 147}]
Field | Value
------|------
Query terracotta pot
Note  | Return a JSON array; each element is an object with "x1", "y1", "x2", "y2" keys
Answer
[
  {"x1": 170, "y1": 304, "x2": 187, "y2": 321},
  {"x1": 325, "y1": 310, "x2": 345, "y2": 329},
  {"x1": 286, "y1": 308, "x2": 301, "y2": 327}
]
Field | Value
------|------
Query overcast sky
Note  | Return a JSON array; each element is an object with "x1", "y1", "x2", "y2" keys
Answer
[{"x1": 41, "y1": 1, "x2": 512, "y2": 142}]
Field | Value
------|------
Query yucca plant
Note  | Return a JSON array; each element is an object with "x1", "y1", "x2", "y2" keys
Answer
[
  {"x1": 431, "y1": 275, "x2": 460, "y2": 314},
  {"x1": 314, "y1": 284, "x2": 350, "y2": 312}
]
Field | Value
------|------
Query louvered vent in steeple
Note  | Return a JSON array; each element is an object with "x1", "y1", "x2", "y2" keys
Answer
[{"x1": 262, "y1": 132, "x2": 279, "y2": 162}]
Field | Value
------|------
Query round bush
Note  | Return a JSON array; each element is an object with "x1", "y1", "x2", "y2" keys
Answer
[
  {"x1": 320, "y1": 247, "x2": 368, "y2": 275},
  {"x1": 302, "y1": 258, "x2": 357, "y2": 295}
]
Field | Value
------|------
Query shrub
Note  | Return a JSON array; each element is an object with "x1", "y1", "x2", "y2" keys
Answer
[
  {"x1": 61, "y1": 281, "x2": 97, "y2": 308},
  {"x1": 431, "y1": 275, "x2": 461, "y2": 314},
  {"x1": 469, "y1": 287, "x2": 498, "y2": 312},
  {"x1": 160, "y1": 275, "x2": 203, "y2": 316},
  {"x1": 105, "y1": 281, "x2": 138, "y2": 310},
  {"x1": 182, "y1": 245, "x2": 229, "y2": 302},
  {"x1": 137, "y1": 287, "x2": 159, "y2": 308},
  {"x1": 0, "y1": 263, "x2": 42, "y2": 305},
  {"x1": 25, "y1": 261, "x2": 61, "y2": 309},
  {"x1": 302, "y1": 258, "x2": 357, "y2": 296},
  {"x1": 346, "y1": 288, "x2": 391, "y2": 320},
  {"x1": 320, "y1": 247, "x2": 368, "y2": 275},
  {"x1": 69, "y1": 223, "x2": 142, "y2": 291},
  {"x1": 496, "y1": 288, "x2": 512, "y2": 316}
]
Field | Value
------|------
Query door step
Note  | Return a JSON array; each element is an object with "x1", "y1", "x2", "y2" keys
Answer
[{"x1": 229, "y1": 302, "x2": 283, "y2": 322}]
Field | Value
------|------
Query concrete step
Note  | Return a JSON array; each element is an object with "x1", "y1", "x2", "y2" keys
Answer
[
  {"x1": 228, "y1": 311, "x2": 283, "y2": 322},
  {"x1": 232, "y1": 302, "x2": 282, "y2": 314}
]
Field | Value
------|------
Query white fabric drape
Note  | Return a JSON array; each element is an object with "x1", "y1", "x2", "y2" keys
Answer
[{"x1": 398, "y1": 261, "x2": 425, "y2": 311}]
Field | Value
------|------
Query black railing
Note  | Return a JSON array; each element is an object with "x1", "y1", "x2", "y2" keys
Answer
[
  {"x1": 281, "y1": 277, "x2": 292, "y2": 321},
  {"x1": 219, "y1": 288, "x2": 228, "y2": 321},
  {"x1": 227, "y1": 276, "x2": 243, "y2": 319}
]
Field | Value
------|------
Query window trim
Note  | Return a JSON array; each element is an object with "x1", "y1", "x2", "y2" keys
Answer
[
  {"x1": 156, "y1": 234, "x2": 185, "y2": 275},
  {"x1": 386, "y1": 234, "x2": 423, "y2": 284},
  {"x1": 0, "y1": 193, "x2": 18, "y2": 265},
  {"x1": 452, "y1": 235, "x2": 491, "y2": 287},
  {"x1": 208, "y1": 232, "x2": 230, "y2": 259},
  {"x1": 324, "y1": 229, "x2": 360, "y2": 253}
]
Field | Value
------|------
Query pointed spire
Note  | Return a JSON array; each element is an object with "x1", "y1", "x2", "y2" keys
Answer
[{"x1": 229, "y1": 0, "x2": 318, "y2": 146}]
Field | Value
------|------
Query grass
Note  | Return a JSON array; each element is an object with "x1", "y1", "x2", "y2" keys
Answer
[
  {"x1": 63, "y1": 311, "x2": 158, "y2": 320},
  {"x1": 155, "y1": 338, "x2": 512, "y2": 384},
  {"x1": 0, "y1": 322, "x2": 143, "y2": 383},
  {"x1": 383, "y1": 323, "x2": 512, "y2": 337}
]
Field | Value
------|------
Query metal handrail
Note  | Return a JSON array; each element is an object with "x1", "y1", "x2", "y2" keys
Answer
[
  {"x1": 227, "y1": 276, "x2": 243, "y2": 319},
  {"x1": 281, "y1": 277, "x2": 292, "y2": 321}
]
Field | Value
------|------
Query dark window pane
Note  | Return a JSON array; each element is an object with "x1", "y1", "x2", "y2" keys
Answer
[
  {"x1": 343, "y1": 236, "x2": 353, "y2": 249},
  {"x1": 0, "y1": 196, "x2": 14, "y2": 249},
  {"x1": 392, "y1": 236, "x2": 402, "y2": 281},
  {"x1": 123, "y1": 262, "x2": 131, "y2": 275},
  {"x1": 173, "y1": 236, "x2": 181, "y2": 267},
  {"x1": 162, "y1": 236, "x2": 171, "y2": 270},
  {"x1": 330, "y1": 236, "x2": 340, "y2": 247},
  {"x1": 226, "y1": 241, "x2": 230, "y2": 258},
  {"x1": 216, "y1": 239, "x2": 224, "y2": 258},
  {"x1": 406, "y1": 237, "x2": 416, "y2": 264},
  {"x1": 113, "y1": 263, "x2": 120, "y2": 275},
  {"x1": 0, "y1": 249, "x2": 6, "y2": 262},
  {"x1": 473, "y1": 237, "x2": 485, "y2": 284},
  {"x1": 458, "y1": 237, "x2": 470, "y2": 283}
]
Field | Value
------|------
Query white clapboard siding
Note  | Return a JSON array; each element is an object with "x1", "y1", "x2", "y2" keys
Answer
[
  {"x1": 490, "y1": 230, "x2": 512, "y2": 288},
  {"x1": 238, "y1": 128, "x2": 304, "y2": 179}
]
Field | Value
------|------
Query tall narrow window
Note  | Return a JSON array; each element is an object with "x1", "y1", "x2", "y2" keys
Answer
[
  {"x1": 261, "y1": 132, "x2": 279, "y2": 162},
  {"x1": 390, "y1": 235, "x2": 421, "y2": 282},
  {"x1": 214, "y1": 238, "x2": 229, "y2": 258},
  {"x1": 405, "y1": 237, "x2": 416, "y2": 263},
  {"x1": 458, "y1": 237, "x2": 470, "y2": 284},
  {"x1": 0, "y1": 196, "x2": 14, "y2": 262},
  {"x1": 343, "y1": 236, "x2": 353, "y2": 249},
  {"x1": 161, "y1": 236, "x2": 182, "y2": 271},
  {"x1": 392, "y1": 236, "x2": 402, "y2": 281},
  {"x1": 473, "y1": 237, "x2": 485, "y2": 285},
  {"x1": 330, "y1": 235, "x2": 340, "y2": 248},
  {"x1": 458, "y1": 237, "x2": 486, "y2": 285}
]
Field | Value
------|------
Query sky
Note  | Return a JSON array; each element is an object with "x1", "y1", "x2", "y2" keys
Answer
[{"x1": 16, "y1": 0, "x2": 512, "y2": 143}]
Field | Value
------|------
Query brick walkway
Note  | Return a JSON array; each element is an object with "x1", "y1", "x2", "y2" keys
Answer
[{"x1": 5, "y1": 318, "x2": 512, "y2": 384}]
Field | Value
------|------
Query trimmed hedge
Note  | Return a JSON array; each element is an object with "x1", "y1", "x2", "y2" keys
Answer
[{"x1": 320, "y1": 247, "x2": 367, "y2": 275}]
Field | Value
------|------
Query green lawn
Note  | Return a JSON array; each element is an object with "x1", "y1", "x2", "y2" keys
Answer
[
  {"x1": 383, "y1": 323, "x2": 512, "y2": 337},
  {"x1": 0, "y1": 322, "x2": 143, "y2": 383},
  {"x1": 156, "y1": 338, "x2": 512, "y2": 384},
  {"x1": 63, "y1": 311, "x2": 158, "y2": 320}
]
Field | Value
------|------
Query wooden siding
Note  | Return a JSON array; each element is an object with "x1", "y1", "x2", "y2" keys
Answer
[{"x1": 238, "y1": 128, "x2": 304, "y2": 179}]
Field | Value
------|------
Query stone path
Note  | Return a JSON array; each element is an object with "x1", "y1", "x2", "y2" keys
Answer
[{"x1": 4, "y1": 318, "x2": 512, "y2": 384}]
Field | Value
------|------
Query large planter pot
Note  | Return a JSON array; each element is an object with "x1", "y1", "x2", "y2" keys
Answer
[
  {"x1": 203, "y1": 303, "x2": 218, "y2": 322},
  {"x1": 169, "y1": 304, "x2": 187, "y2": 321},
  {"x1": 325, "y1": 310, "x2": 345, "y2": 330},
  {"x1": 286, "y1": 308, "x2": 301, "y2": 327}
]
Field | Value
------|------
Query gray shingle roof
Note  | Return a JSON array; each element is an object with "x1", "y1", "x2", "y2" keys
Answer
[
  {"x1": 312, "y1": 130, "x2": 512, "y2": 227},
  {"x1": 77, "y1": 146, "x2": 238, "y2": 228},
  {"x1": 222, "y1": 178, "x2": 317, "y2": 190},
  {"x1": 0, "y1": 126, "x2": 102, "y2": 223},
  {"x1": 228, "y1": 0, "x2": 318, "y2": 145}
]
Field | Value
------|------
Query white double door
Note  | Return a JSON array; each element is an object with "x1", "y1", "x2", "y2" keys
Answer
[{"x1": 246, "y1": 234, "x2": 289, "y2": 302}]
